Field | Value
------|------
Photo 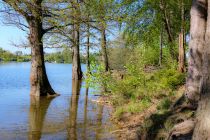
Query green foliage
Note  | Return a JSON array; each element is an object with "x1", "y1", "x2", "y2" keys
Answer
[
  {"x1": 85, "y1": 61, "x2": 112, "y2": 93},
  {"x1": 44, "y1": 47, "x2": 87, "y2": 64},
  {"x1": 103, "y1": 46, "x2": 186, "y2": 118},
  {"x1": 0, "y1": 48, "x2": 30, "y2": 62},
  {"x1": 157, "y1": 98, "x2": 172, "y2": 110},
  {"x1": 114, "y1": 98, "x2": 151, "y2": 119}
]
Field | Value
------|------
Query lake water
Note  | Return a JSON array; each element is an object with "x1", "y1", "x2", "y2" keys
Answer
[{"x1": 0, "y1": 62, "x2": 116, "y2": 140}]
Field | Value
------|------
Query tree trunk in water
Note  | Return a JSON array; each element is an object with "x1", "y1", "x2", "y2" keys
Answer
[
  {"x1": 101, "y1": 27, "x2": 109, "y2": 72},
  {"x1": 72, "y1": 24, "x2": 83, "y2": 80},
  {"x1": 185, "y1": 0, "x2": 206, "y2": 103},
  {"x1": 192, "y1": 1, "x2": 210, "y2": 139},
  {"x1": 178, "y1": 0, "x2": 186, "y2": 73},
  {"x1": 29, "y1": 20, "x2": 57, "y2": 97}
]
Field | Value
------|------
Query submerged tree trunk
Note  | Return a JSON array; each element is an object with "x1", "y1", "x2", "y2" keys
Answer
[
  {"x1": 178, "y1": 0, "x2": 186, "y2": 73},
  {"x1": 29, "y1": 20, "x2": 57, "y2": 97},
  {"x1": 185, "y1": 0, "x2": 206, "y2": 103},
  {"x1": 101, "y1": 26, "x2": 109, "y2": 72},
  {"x1": 72, "y1": 23, "x2": 83, "y2": 80}
]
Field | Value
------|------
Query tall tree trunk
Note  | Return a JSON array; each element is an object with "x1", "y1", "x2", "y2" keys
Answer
[
  {"x1": 178, "y1": 0, "x2": 186, "y2": 73},
  {"x1": 159, "y1": 25, "x2": 163, "y2": 66},
  {"x1": 29, "y1": 20, "x2": 57, "y2": 97},
  {"x1": 86, "y1": 24, "x2": 90, "y2": 74},
  {"x1": 72, "y1": 23, "x2": 83, "y2": 80},
  {"x1": 192, "y1": 1, "x2": 210, "y2": 139},
  {"x1": 101, "y1": 26, "x2": 109, "y2": 72},
  {"x1": 185, "y1": 0, "x2": 206, "y2": 103}
]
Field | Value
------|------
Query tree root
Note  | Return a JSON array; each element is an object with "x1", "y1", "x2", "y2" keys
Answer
[{"x1": 167, "y1": 119, "x2": 195, "y2": 140}]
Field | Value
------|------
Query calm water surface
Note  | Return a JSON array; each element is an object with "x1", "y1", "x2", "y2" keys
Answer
[{"x1": 0, "y1": 62, "x2": 116, "y2": 140}]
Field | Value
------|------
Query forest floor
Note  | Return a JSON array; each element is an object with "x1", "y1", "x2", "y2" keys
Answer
[{"x1": 93, "y1": 86, "x2": 195, "y2": 140}]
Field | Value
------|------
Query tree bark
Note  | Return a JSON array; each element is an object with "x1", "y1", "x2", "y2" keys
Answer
[
  {"x1": 29, "y1": 19, "x2": 57, "y2": 97},
  {"x1": 192, "y1": 0, "x2": 210, "y2": 139},
  {"x1": 178, "y1": 0, "x2": 186, "y2": 73},
  {"x1": 101, "y1": 26, "x2": 109, "y2": 72},
  {"x1": 72, "y1": 23, "x2": 83, "y2": 80},
  {"x1": 185, "y1": 0, "x2": 206, "y2": 103},
  {"x1": 72, "y1": 1, "x2": 83, "y2": 80}
]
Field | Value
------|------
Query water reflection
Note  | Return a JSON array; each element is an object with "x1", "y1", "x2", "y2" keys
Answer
[
  {"x1": 0, "y1": 63, "x2": 117, "y2": 140},
  {"x1": 96, "y1": 105, "x2": 104, "y2": 139},
  {"x1": 68, "y1": 80, "x2": 81, "y2": 140},
  {"x1": 82, "y1": 87, "x2": 89, "y2": 140},
  {"x1": 28, "y1": 96, "x2": 55, "y2": 140}
]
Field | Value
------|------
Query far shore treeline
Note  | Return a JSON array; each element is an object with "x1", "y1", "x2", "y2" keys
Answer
[{"x1": 0, "y1": 47, "x2": 96, "y2": 63}]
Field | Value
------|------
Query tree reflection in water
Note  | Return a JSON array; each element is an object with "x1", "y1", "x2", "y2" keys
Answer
[
  {"x1": 68, "y1": 80, "x2": 81, "y2": 140},
  {"x1": 28, "y1": 96, "x2": 55, "y2": 140}
]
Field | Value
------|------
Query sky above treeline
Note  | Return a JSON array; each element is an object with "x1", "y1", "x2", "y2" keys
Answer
[{"x1": 0, "y1": 24, "x2": 30, "y2": 54}]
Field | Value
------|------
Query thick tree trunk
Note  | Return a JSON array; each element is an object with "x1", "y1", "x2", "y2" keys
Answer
[
  {"x1": 178, "y1": 0, "x2": 186, "y2": 73},
  {"x1": 72, "y1": 24, "x2": 83, "y2": 80},
  {"x1": 185, "y1": 0, "x2": 206, "y2": 102},
  {"x1": 192, "y1": 1, "x2": 210, "y2": 139},
  {"x1": 101, "y1": 27, "x2": 109, "y2": 72},
  {"x1": 29, "y1": 20, "x2": 57, "y2": 97}
]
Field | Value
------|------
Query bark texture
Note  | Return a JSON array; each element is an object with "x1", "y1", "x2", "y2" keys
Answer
[
  {"x1": 29, "y1": 19, "x2": 56, "y2": 96},
  {"x1": 72, "y1": 24, "x2": 83, "y2": 80},
  {"x1": 192, "y1": 0, "x2": 210, "y2": 139},
  {"x1": 185, "y1": 0, "x2": 206, "y2": 102}
]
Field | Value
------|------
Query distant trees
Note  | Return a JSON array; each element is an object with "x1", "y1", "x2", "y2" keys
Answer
[{"x1": 0, "y1": 48, "x2": 30, "y2": 62}]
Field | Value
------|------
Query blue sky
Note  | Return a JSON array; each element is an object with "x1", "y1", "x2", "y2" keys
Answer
[{"x1": 0, "y1": 24, "x2": 30, "y2": 54}]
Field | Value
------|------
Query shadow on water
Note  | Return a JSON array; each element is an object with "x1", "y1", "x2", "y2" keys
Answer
[{"x1": 28, "y1": 96, "x2": 55, "y2": 140}]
